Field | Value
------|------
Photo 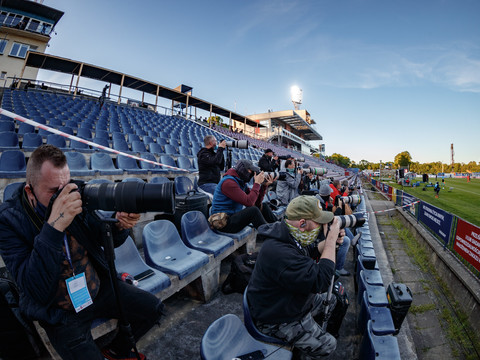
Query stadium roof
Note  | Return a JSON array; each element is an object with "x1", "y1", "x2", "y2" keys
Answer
[
  {"x1": 248, "y1": 109, "x2": 323, "y2": 141},
  {"x1": 23, "y1": 52, "x2": 263, "y2": 128},
  {"x1": 1, "y1": 0, "x2": 64, "y2": 24}
]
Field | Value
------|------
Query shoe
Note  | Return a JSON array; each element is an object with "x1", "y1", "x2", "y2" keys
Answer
[
  {"x1": 336, "y1": 268, "x2": 350, "y2": 276},
  {"x1": 102, "y1": 348, "x2": 146, "y2": 360}
]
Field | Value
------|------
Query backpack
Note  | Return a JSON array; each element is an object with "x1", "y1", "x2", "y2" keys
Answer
[
  {"x1": 221, "y1": 253, "x2": 258, "y2": 294},
  {"x1": 0, "y1": 275, "x2": 42, "y2": 359},
  {"x1": 314, "y1": 281, "x2": 349, "y2": 338}
]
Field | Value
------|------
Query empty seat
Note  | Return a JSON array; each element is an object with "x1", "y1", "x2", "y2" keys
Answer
[
  {"x1": 92, "y1": 137, "x2": 111, "y2": 150},
  {"x1": 138, "y1": 152, "x2": 165, "y2": 174},
  {"x1": 22, "y1": 133, "x2": 43, "y2": 151},
  {"x1": 159, "y1": 155, "x2": 183, "y2": 173},
  {"x1": 117, "y1": 155, "x2": 148, "y2": 175},
  {"x1": 127, "y1": 134, "x2": 141, "y2": 143},
  {"x1": 178, "y1": 146, "x2": 191, "y2": 156},
  {"x1": 163, "y1": 144, "x2": 179, "y2": 156},
  {"x1": 131, "y1": 140, "x2": 147, "y2": 153},
  {"x1": 3, "y1": 181, "x2": 24, "y2": 202},
  {"x1": 90, "y1": 153, "x2": 123, "y2": 175},
  {"x1": 113, "y1": 138, "x2": 130, "y2": 153},
  {"x1": 0, "y1": 131, "x2": 19, "y2": 150},
  {"x1": 176, "y1": 156, "x2": 196, "y2": 172},
  {"x1": 17, "y1": 122, "x2": 35, "y2": 135},
  {"x1": 65, "y1": 152, "x2": 95, "y2": 177},
  {"x1": 46, "y1": 134, "x2": 67, "y2": 150},
  {"x1": 181, "y1": 211, "x2": 234, "y2": 257},
  {"x1": 0, "y1": 120, "x2": 15, "y2": 132},
  {"x1": 148, "y1": 143, "x2": 164, "y2": 156},
  {"x1": 70, "y1": 139, "x2": 93, "y2": 153},
  {"x1": 358, "y1": 320, "x2": 401, "y2": 360},
  {"x1": 174, "y1": 176, "x2": 195, "y2": 195},
  {"x1": 142, "y1": 220, "x2": 209, "y2": 280},
  {"x1": 114, "y1": 236, "x2": 171, "y2": 295},
  {"x1": 358, "y1": 292, "x2": 395, "y2": 336},
  {"x1": 87, "y1": 178, "x2": 114, "y2": 184},
  {"x1": 150, "y1": 176, "x2": 171, "y2": 184},
  {"x1": 200, "y1": 314, "x2": 292, "y2": 360},
  {"x1": 0, "y1": 150, "x2": 27, "y2": 178},
  {"x1": 58, "y1": 126, "x2": 74, "y2": 135}
]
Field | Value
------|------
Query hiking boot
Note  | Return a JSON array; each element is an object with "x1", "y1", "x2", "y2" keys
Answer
[{"x1": 336, "y1": 268, "x2": 350, "y2": 276}]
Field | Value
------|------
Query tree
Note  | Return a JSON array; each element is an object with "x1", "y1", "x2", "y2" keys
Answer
[
  {"x1": 394, "y1": 151, "x2": 412, "y2": 168},
  {"x1": 358, "y1": 160, "x2": 370, "y2": 170},
  {"x1": 327, "y1": 153, "x2": 351, "y2": 168}
]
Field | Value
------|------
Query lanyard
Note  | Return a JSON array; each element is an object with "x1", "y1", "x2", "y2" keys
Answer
[{"x1": 63, "y1": 234, "x2": 75, "y2": 276}]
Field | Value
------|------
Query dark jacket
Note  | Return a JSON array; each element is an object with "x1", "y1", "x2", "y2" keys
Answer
[
  {"x1": 197, "y1": 147, "x2": 225, "y2": 186},
  {"x1": 258, "y1": 154, "x2": 278, "y2": 172},
  {"x1": 247, "y1": 221, "x2": 335, "y2": 324},
  {"x1": 0, "y1": 185, "x2": 129, "y2": 325}
]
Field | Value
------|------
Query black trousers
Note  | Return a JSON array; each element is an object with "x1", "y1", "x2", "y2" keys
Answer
[
  {"x1": 221, "y1": 204, "x2": 276, "y2": 233},
  {"x1": 41, "y1": 275, "x2": 164, "y2": 360}
]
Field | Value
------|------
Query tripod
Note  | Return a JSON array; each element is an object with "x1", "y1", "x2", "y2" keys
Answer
[
  {"x1": 94, "y1": 211, "x2": 142, "y2": 360},
  {"x1": 225, "y1": 147, "x2": 233, "y2": 171}
]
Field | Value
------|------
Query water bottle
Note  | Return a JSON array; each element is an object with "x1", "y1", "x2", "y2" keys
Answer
[{"x1": 120, "y1": 272, "x2": 139, "y2": 286}]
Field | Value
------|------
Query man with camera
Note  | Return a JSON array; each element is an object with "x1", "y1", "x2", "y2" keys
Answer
[
  {"x1": 0, "y1": 145, "x2": 164, "y2": 360},
  {"x1": 276, "y1": 159, "x2": 302, "y2": 205},
  {"x1": 210, "y1": 160, "x2": 277, "y2": 233},
  {"x1": 197, "y1": 135, "x2": 226, "y2": 195},
  {"x1": 247, "y1": 196, "x2": 344, "y2": 358},
  {"x1": 258, "y1": 148, "x2": 278, "y2": 172}
]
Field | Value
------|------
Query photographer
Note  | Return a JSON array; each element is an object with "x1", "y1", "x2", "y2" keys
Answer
[
  {"x1": 0, "y1": 145, "x2": 164, "y2": 360},
  {"x1": 276, "y1": 159, "x2": 302, "y2": 205},
  {"x1": 210, "y1": 160, "x2": 277, "y2": 233},
  {"x1": 197, "y1": 135, "x2": 226, "y2": 195},
  {"x1": 258, "y1": 148, "x2": 278, "y2": 172},
  {"x1": 247, "y1": 196, "x2": 343, "y2": 358}
]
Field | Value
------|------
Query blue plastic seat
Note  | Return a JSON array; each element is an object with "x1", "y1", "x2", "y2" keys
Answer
[
  {"x1": 358, "y1": 320, "x2": 400, "y2": 360},
  {"x1": 163, "y1": 144, "x2": 179, "y2": 156},
  {"x1": 87, "y1": 178, "x2": 114, "y2": 184},
  {"x1": 0, "y1": 121, "x2": 15, "y2": 132},
  {"x1": 155, "y1": 138, "x2": 168, "y2": 146},
  {"x1": 22, "y1": 133, "x2": 43, "y2": 151},
  {"x1": 0, "y1": 150, "x2": 27, "y2": 178},
  {"x1": 3, "y1": 181, "x2": 24, "y2": 202},
  {"x1": 142, "y1": 220, "x2": 209, "y2": 280},
  {"x1": 94, "y1": 129, "x2": 110, "y2": 140},
  {"x1": 180, "y1": 211, "x2": 234, "y2": 257},
  {"x1": 58, "y1": 126, "x2": 74, "y2": 135},
  {"x1": 150, "y1": 176, "x2": 171, "y2": 184},
  {"x1": 65, "y1": 152, "x2": 95, "y2": 177},
  {"x1": 148, "y1": 143, "x2": 164, "y2": 156},
  {"x1": 114, "y1": 236, "x2": 171, "y2": 295},
  {"x1": 159, "y1": 155, "x2": 183, "y2": 173},
  {"x1": 178, "y1": 146, "x2": 191, "y2": 156},
  {"x1": 174, "y1": 176, "x2": 195, "y2": 195},
  {"x1": 215, "y1": 226, "x2": 254, "y2": 243},
  {"x1": 138, "y1": 152, "x2": 165, "y2": 174},
  {"x1": 122, "y1": 177, "x2": 145, "y2": 183},
  {"x1": 358, "y1": 292, "x2": 395, "y2": 336},
  {"x1": 243, "y1": 287, "x2": 288, "y2": 345},
  {"x1": 200, "y1": 314, "x2": 292, "y2": 360},
  {"x1": 90, "y1": 153, "x2": 123, "y2": 175},
  {"x1": 357, "y1": 269, "x2": 383, "y2": 304},
  {"x1": 177, "y1": 156, "x2": 196, "y2": 172},
  {"x1": 70, "y1": 139, "x2": 94, "y2": 153},
  {"x1": 46, "y1": 134, "x2": 67, "y2": 150},
  {"x1": 17, "y1": 122, "x2": 35, "y2": 135},
  {"x1": 0, "y1": 131, "x2": 19, "y2": 150},
  {"x1": 117, "y1": 155, "x2": 148, "y2": 175},
  {"x1": 127, "y1": 134, "x2": 141, "y2": 143},
  {"x1": 92, "y1": 137, "x2": 111, "y2": 151},
  {"x1": 131, "y1": 140, "x2": 147, "y2": 153},
  {"x1": 113, "y1": 138, "x2": 131, "y2": 153}
]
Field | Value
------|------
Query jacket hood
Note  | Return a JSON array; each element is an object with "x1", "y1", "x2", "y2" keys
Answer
[
  {"x1": 257, "y1": 221, "x2": 292, "y2": 245},
  {"x1": 224, "y1": 168, "x2": 240, "y2": 178}
]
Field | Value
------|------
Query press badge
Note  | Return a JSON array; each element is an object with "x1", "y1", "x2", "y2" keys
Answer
[{"x1": 66, "y1": 273, "x2": 93, "y2": 313}]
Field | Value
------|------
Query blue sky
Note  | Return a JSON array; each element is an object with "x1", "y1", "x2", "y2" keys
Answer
[{"x1": 41, "y1": 0, "x2": 480, "y2": 164}]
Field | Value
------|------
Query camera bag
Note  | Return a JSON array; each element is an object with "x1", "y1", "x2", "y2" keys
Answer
[
  {"x1": 173, "y1": 190, "x2": 209, "y2": 231},
  {"x1": 0, "y1": 273, "x2": 42, "y2": 359},
  {"x1": 221, "y1": 252, "x2": 258, "y2": 294}
]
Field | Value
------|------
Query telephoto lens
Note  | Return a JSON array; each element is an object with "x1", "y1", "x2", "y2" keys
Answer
[
  {"x1": 306, "y1": 167, "x2": 327, "y2": 176},
  {"x1": 340, "y1": 194, "x2": 361, "y2": 206},
  {"x1": 264, "y1": 171, "x2": 286, "y2": 181},
  {"x1": 335, "y1": 213, "x2": 366, "y2": 229},
  {"x1": 225, "y1": 140, "x2": 249, "y2": 149}
]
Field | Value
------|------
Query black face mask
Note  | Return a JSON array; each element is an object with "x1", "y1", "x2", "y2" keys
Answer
[
  {"x1": 321, "y1": 195, "x2": 330, "y2": 203},
  {"x1": 235, "y1": 162, "x2": 253, "y2": 183}
]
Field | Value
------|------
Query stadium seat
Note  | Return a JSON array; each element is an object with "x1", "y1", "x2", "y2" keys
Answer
[
  {"x1": 65, "y1": 152, "x2": 95, "y2": 177},
  {"x1": 159, "y1": 155, "x2": 183, "y2": 173},
  {"x1": 174, "y1": 176, "x2": 195, "y2": 195},
  {"x1": 116, "y1": 155, "x2": 148, "y2": 174},
  {"x1": 357, "y1": 269, "x2": 384, "y2": 304},
  {"x1": 148, "y1": 143, "x2": 164, "y2": 156},
  {"x1": 127, "y1": 133, "x2": 141, "y2": 143},
  {"x1": 70, "y1": 139, "x2": 94, "y2": 153},
  {"x1": 176, "y1": 156, "x2": 196, "y2": 172},
  {"x1": 87, "y1": 178, "x2": 114, "y2": 184},
  {"x1": 0, "y1": 131, "x2": 19, "y2": 150},
  {"x1": 113, "y1": 138, "x2": 131, "y2": 153},
  {"x1": 0, "y1": 150, "x2": 27, "y2": 178},
  {"x1": 0, "y1": 120, "x2": 15, "y2": 132},
  {"x1": 58, "y1": 126, "x2": 74, "y2": 135},
  {"x1": 163, "y1": 144, "x2": 179, "y2": 156},
  {"x1": 22, "y1": 133, "x2": 43, "y2": 151},
  {"x1": 358, "y1": 320, "x2": 401, "y2": 360},
  {"x1": 90, "y1": 153, "x2": 123, "y2": 175},
  {"x1": 243, "y1": 287, "x2": 288, "y2": 345},
  {"x1": 114, "y1": 236, "x2": 171, "y2": 295},
  {"x1": 178, "y1": 146, "x2": 191, "y2": 156},
  {"x1": 156, "y1": 137, "x2": 168, "y2": 146},
  {"x1": 131, "y1": 140, "x2": 148, "y2": 153},
  {"x1": 122, "y1": 177, "x2": 145, "y2": 183},
  {"x1": 180, "y1": 211, "x2": 234, "y2": 257},
  {"x1": 17, "y1": 122, "x2": 35, "y2": 135},
  {"x1": 150, "y1": 176, "x2": 171, "y2": 184},
  {"x1": 138, "y1": 152, "x2": 165, "y2": 174},
  {"x1": 142, "y1": 220, "x2": 209, "y2": 280},
  {"x1": 92, "y1": 137, "x2": 111, "y2": 150},
  {"x1": 200, "y1": 314, "x2": 292, "y2": 360},
  {"x1": 3, "y1": 181, "x2": 24, "y2": 202},
  {"x1": 358, "y1": 292, "x2": 395, "y2": 336},
  {"x1": 46, "y1": 134, "x2": 67, "y2": 150}
]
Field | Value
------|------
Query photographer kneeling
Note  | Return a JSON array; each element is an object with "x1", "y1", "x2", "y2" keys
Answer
[
  {"x1": 210, "y1": 160, "x2": 277, "y2": 233},
  {"x1": 0, "y1": 145, "x2": 164, "y2": 360},
  {"x1": 276, "y1": 159, "x2": 302, "y2": 205}
]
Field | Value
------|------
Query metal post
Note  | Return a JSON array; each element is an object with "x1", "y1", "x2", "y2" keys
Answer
[
  {"x1": 74, "y1": 63, "x2": 83, "y2": 97},
  {"x1": 118, "y1": 74, "x2": 125, "y2": 104}
]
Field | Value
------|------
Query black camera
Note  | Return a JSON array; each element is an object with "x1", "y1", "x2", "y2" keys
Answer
[
  {"x1": 49, "y1": 180, "x2": 175, "y2": 214},
  {"x1": 225, "y1": 140, "x2": 248, "y2": 149},
  {"x1": 335, "y1": 213, "x2": 365, "y2": 229}
]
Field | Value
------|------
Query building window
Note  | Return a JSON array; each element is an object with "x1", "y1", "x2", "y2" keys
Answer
[
  {"x1": 9, "y1": 42, "x2": 29, "y2": 58},
  {"x1": 0, "y1": 72, "x2": 6, "y2": 80},
  {"x1": 0, "y1": 39, "x2": 7, "y2": 55},
  {"x1": 27, "y1": 19, "x2": 40, "y2": 32}
]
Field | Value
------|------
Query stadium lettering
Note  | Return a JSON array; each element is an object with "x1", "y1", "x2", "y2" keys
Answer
[
  {"x1": 424, "y1": 211, "x2": 441, "y2": 226},
  {"x1": 456, "y1": 242, "x2": 480, "y2": 264},
  {"x1": 422, "y1": 205, "x2": 445, "y2": 221},
  {"x1": 471, "y1": 231, "x2": 480, "y2": 241}
]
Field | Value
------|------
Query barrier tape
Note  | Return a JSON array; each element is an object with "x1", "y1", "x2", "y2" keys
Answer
[{"x1": 0, "y1": 108, "x2": 192, "y2": 173}]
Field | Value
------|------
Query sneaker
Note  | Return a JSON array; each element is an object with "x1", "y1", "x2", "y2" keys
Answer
[
  {"x1": 102, "y1": 348, "x2": 146, "y2": 360},
  {"x1": 336, "y1": 268, "x2": 350, "y2": 276}
]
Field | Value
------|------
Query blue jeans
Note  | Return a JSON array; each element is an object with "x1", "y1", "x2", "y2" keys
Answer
[
  {"x1": 199, "y1": 183, "x2": 217, "y2": 195},
  {"x1": 336, "y1": 233, "x2": 351, "y2": 270}
]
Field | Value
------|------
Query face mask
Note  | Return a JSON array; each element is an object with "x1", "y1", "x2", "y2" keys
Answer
[
  {"x1": 235, "y1": 162, "x2": 252, "y2": 183},
  {"x1": 286, "y1": 168, "x2": 295, "y2": 173},
  {"x1": 286, "y1": 221, "x2": 321, "y2": 247}
]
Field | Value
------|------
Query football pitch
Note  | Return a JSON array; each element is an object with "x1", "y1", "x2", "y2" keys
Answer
[{"x1": 384, "y1": 178, "x2": 480, "y2": 227}]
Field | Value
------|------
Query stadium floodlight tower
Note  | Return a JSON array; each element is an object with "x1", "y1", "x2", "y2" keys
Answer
[{"x1": 290, "y1": 85, "x2": 303, "y2": 110}]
